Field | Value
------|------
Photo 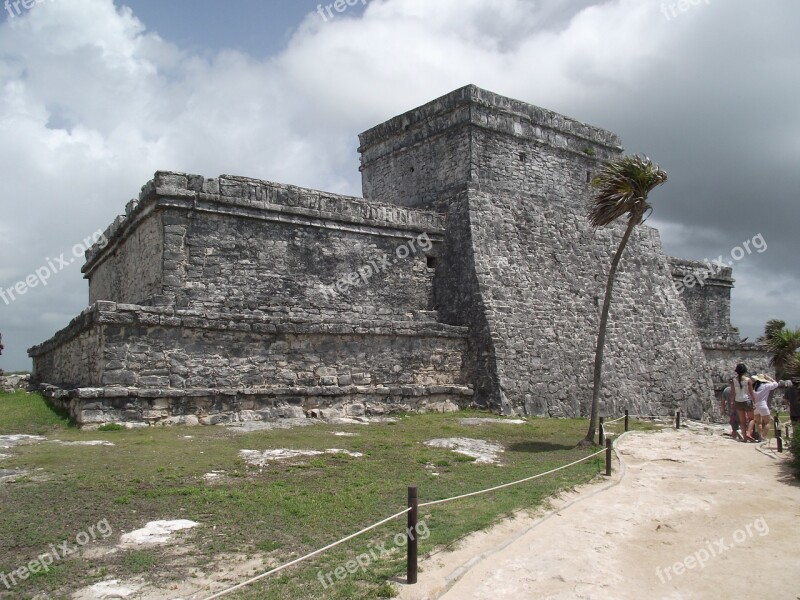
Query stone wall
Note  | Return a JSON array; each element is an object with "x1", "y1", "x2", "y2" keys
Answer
[
  {"x1": 87, "y1": 209, "x2": 163, "y2": 305},
  {"x1": 669, "y1": 258, "x2": 739, "y2": 343},
  {"x1": 84, "y1": 173, "x2": 445, "y2": 316},
  {"x1": 703, "y1": 341, "x2": 772, "y2": 397},
  {"x1": 359, "y1": 85, "x2": 622, "y2": 212},
  {"x1": 0, "y1": 374, "x2": 31, "y2": 393},
  {"x1": 31, "y1": 85, "x2": 740, "y2": 426},
  {"x1": 29, "y1": 302, "x2": 472, "y2": 425},
  {"x1": 438, "y1": 189, "x2": 712, "y2": 418},
  {"x1": 29, "y1": 306, "x2": 105, "y2": 388},
  {"x1": 364, "y1": 85, "x2": 713, "y2": 418}
]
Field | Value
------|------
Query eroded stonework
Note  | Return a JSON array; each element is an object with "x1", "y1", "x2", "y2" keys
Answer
[{"x1": 29, "y1": 85, "x2": 765, "y2": 426}]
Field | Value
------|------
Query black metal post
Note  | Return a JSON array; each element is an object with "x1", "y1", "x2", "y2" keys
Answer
[
  {"x1": 624, "y1": 409, "x2": 629, "y2": 432},
  {"x1": 776, "y1": 428, "x2": 783, "y2": 453},
  {"x1": 605, "y1": 438, "x2": 612, "y2": 476},
  {"x1": 407, "y1": 486, "x2": 418, "y2": 584},
  {"x1": 599, "y1": 416, "x2": 605, "y2": 446},
  {"x1": 675, "y1": 410, "x2": 681, "y2": 429}
]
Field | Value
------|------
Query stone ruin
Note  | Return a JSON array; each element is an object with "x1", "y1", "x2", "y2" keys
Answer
[{"x1": 28, "y1": 85, "x2": 768, "y2": 427}]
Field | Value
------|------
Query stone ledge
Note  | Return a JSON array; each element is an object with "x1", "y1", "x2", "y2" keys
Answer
[
  {"x1": 38, "y1": 383, "x2": 474, "y2": 400},
  {"x1": 702, "y1": 341, "x2": 768, "y2": 351},
  {"x1": 83, "y1": 171, "x2": 447, "y2": 271},
  {"x1": 38, "y1": 384, "x2": 476, "y2": 427},
  {"x1": 28, "y1": 304, "x2": 470, "y2": 358},
  {"x1": 358, "y1": 84, "x2": 622, "y2": 157}
]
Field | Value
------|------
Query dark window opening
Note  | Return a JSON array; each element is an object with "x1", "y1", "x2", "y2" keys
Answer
[
  {"x1": 519, "y1": 152, "x2": 526, "y2": 162},
  {"x1": 586, "y1": 170, "x2": 592, "y2": 183},
  {"x1": 426, "y1": 256, "x2": 438, "y2": 269},
  {"x1": 410, "y1": 166, "x2": 415, "y2": 173}
]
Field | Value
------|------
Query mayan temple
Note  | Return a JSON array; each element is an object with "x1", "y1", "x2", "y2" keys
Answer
[{"x1": 29, "y1": 85, "x2": 768, "y2": 427}]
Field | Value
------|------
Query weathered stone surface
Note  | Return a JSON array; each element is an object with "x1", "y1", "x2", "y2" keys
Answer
[{"x1": 28, "y1": 85, "x2": 752, "y2": 426}]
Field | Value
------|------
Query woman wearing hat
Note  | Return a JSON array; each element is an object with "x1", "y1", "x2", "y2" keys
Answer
[
  {"x1": 732, "y1": 363, "x2": 756, "y2": 442},
  {"x1": 751, "y1": 373, "x2": 779, "y2": 442}
]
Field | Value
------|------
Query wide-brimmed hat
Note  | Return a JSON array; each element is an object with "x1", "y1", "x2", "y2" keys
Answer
[{"x1": 752, "y1": 373, "x2": 771, "y2": 383}]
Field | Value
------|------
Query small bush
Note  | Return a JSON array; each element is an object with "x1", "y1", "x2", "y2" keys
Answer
[
  {"x1": 97, "y1": 423, "x2": 125, "y2": 432},
  {"x1": 790, "y1": 424, "x2": 800, "y2": 477}
]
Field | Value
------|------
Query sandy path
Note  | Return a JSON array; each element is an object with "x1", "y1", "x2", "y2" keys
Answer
[{"x1": 398, "y1": 422, "x2": 800, "y2": 600}]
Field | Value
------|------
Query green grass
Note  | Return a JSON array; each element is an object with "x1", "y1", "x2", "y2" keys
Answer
[
  {"x1": 0, "y1": 390, "x2": 74, "y2": 434},
  {"x1": 0, "y1": 392, "x2": 656, "y2": 599}
]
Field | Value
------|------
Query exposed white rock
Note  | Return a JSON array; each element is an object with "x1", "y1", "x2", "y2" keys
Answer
[
  {"x1": 460, "y1": 418, "x2": 526, "y2": 426},
  {"x1": 71, "y1": 579, "x2": 142, "y2": 599},
  {"x1": 425, "y1": 438, "x2": 504, "y2": 464},
  {"x1": 119, "y1": 520, "x2": 199, "y2": 547},
  {"x1": 203, "y1": 471, "x2": 226, "y2": 481},
  {"x1": 0, "y1": 434, "x2": 46, "y2": 448},
  {"x1": 0, "y1": 468, "x2": 30, "y2": 483},
  {"x1": 240, "y1": 448, "x2": 363, "y2": 467},
  {"x1": 50, "y1": 440, "x2": 115, "y2": 446}
]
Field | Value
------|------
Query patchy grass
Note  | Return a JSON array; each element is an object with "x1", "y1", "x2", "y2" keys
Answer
[{"x1": 0, "y1": 393, "x2": 656, "y2": 599}]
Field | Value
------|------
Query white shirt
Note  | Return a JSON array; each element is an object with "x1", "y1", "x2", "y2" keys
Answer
[
  {"x1": 752, "y1": 381, "x2": 779, "y2": 409},
  {"x1": 732, "y1": 377, "x2": 752, "y2": 402}
]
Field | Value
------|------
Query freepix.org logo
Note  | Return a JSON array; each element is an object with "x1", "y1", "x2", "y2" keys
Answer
[
  {"x1": 4, "y1": 0, "x2": 57, "y2": 19},
  {"x1": 0, "y1": 229, "x2": 108, "y2": 306},
  {"x1": 0, "y1": 519, "x2": 113, "y2": 591},
  {"x1": 316, "y1": 0, "x2": 369, "y2": 22}
]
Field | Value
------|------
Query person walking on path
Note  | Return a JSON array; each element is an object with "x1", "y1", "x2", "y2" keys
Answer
[
  {"x1": 732, "y1": 363, "x2": 756, "y2": 442},
  {"x1": 751, "y1": 373, "x2": 779, "y2": 442},
  {"x1": 720, "y1": 386, "x2": 739, "y2": 439}
]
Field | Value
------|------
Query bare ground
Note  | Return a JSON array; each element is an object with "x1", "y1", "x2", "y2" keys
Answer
[{"x1": 397, "y1": 422, "x2": 800, "y2": 600}]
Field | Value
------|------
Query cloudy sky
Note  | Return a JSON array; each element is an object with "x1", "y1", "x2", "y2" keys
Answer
[{"x1": 0, "y1": 0, "x2": 797, "y2": 372}]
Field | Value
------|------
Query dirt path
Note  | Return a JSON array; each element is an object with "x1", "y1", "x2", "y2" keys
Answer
[{"x1": 398, "y1": 422, "x2": 800, "y2": 600}]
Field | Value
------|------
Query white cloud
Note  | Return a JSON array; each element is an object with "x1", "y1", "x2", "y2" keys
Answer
[{"x1": 0, "y1": 0, "x2": 797, "y2": 370}]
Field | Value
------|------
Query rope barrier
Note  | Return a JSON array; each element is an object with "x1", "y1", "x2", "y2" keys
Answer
[
  {"x1": 190, "y1": 412, "x2": 676, "y2": 598},
  {"x1": 199, "y1": 507, "x2": 411, "y2": 600},
  {"x1": 627, "y1": 415, "x2": 671, "y2": 419},
  {"x1": 418, "y1": 449, "x2": 605, "y2": 508}
]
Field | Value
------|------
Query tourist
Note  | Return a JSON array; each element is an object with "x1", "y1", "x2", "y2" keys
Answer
[
  {"x1": 784, "y1": 379, "x2": 799, "y2": 425},
  {"x1": 720, "y1": 385, "x2": 739, "y2": 439},
  {"x1": 732, "y1": 363, "x2": 756, "y2": 442},
  {"x1": 751, "y1": 374, "x2": 779, "y2": 442}
]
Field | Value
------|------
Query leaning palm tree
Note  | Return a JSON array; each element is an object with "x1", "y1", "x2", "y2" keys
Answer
[{"x1": 581, "y1": 155, "x2": 667, "y2": 446}]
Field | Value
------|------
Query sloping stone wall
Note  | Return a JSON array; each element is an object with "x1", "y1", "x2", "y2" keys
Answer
[
  {"x1": 363, "y1": 85, "x2": 713, "y2": 418},
  {"x1": 438, "y1": 189, "x2": 713, "y2": 418}
]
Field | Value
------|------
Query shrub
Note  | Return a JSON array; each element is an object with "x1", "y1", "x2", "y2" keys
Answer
[
  {"x1": 97, "y1": 423, "x2": 125, "y2": 432},
  {"x1": 790, "y1": 424, "x2": 800, "y2": 478}
]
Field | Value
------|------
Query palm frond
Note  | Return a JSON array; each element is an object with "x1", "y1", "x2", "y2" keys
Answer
[
  {"x1": 766, "y1": 327, "x2": 800, "y2": 372},
  {"x1": 588, "y1": 155, "x2": 667, "y2": 228},
  {"x1": 757, "y1": 319, "x2": 786, "y2": 344},
  {"x1": 788, "y1": 352, "x2": 800, "y2": 379}
]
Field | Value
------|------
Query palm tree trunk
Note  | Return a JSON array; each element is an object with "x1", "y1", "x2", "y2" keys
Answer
[{"x1": 584, "y1": 214, "x2": 639, "y2": 443}]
